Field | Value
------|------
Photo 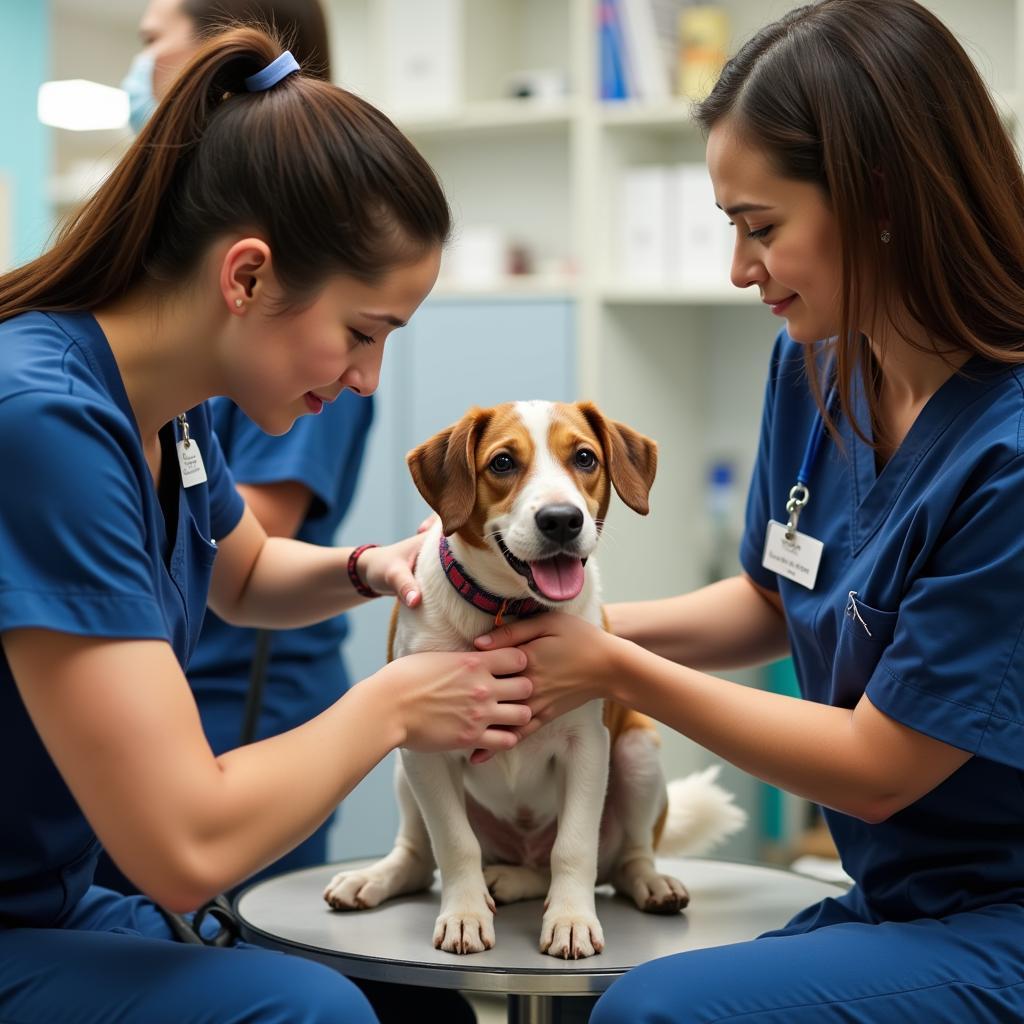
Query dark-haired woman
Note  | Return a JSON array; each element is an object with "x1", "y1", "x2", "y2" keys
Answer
[
  {"x1": 475, "y1": 2, "x2": 1024, "y2": 1020},
  {"x1": 0, "y1": 27, "x2": 532, "y2": 1024},
  {"x1": 98, "y1": 0, "x2": 374, "y2": 895}
]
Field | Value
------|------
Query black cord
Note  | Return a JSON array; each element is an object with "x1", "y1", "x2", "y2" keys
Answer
[{"x1": 240, "y1": 629, "x2": 273, "y2": 746}]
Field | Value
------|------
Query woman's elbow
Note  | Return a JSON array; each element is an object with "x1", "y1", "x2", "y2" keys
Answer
[{"x1": 127, "y1": 849, "x2": 231, "y2": 914}]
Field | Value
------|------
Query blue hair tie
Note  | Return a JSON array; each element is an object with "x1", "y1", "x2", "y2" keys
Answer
[{"x1": 245, "y1": 51, "x2": 300, "y2": 92}]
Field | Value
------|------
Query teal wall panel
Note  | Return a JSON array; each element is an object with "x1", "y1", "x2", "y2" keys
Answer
[{"x1": 0, "y1": 0, "x2": 52, "y2": 266}]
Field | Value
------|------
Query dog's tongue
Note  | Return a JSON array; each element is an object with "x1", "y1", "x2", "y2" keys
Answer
[{"x1": 529, "y1": 555, "x2": 585, "y2": 602}]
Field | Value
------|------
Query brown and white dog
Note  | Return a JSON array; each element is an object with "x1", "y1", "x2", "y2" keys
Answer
[{"x1": 324, "y1": 401, "x2": 745, "y2": 958}]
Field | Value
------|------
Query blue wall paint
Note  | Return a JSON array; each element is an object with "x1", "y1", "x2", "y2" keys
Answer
[{"x1": 0, "y1": 0, "x2": 52, "y2": 266}]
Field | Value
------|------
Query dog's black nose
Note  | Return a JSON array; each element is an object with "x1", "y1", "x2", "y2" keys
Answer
[{"x1": 535, "y1": 504, "x2": 584, "y2": 544}]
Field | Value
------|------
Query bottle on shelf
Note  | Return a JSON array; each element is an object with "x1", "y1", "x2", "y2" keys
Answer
[{"x1": 705, "y1": 458, "x2": 738, "y2": 584}]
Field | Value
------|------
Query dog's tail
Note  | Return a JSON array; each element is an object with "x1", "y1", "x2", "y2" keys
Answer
[{"x1": 654, "y1": 765, "x2": 748, "y2": 856}]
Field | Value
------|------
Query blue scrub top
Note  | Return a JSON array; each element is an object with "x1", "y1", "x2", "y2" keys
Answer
[
  {"x1": 186, "y1": 392, "x2": 373, "y2": 752},
  {"x1": 0, "y1": 311, "x2": 244, "y2": 928},
  {"x1": 742, "y1": 329, "x2": 1024, "y2": 921}
]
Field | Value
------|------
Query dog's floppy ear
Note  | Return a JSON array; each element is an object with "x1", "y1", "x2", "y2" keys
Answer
[
  {"x1": 577, "y1": 401, "x2": 658, "y2": 515},
  {"x1": 407, "y1": 408, "x2": 491, "y2": 536}
]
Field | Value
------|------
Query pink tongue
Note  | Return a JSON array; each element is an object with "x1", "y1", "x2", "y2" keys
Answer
[{"x1": 529, "y1": 555, "x2": 585, "y2": 602}]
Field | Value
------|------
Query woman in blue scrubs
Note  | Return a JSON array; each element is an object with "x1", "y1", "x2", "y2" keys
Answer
[
  {"x1": 97, "y1": 0, "x2": 375, "y2": 893},
  {"x1": 477, "y1": 1, "x2": 1024, "y2": 1020},
  {"x1": 0, "y1": 25, "x2": 531, "y2": 1024}
]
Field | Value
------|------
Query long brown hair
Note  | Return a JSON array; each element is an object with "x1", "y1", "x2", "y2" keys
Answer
[
  {"x1": 184, "y1": 0, "x2": 332, "y2": 80},
  {"x1": 695, "y1": 0, "x2": 1024, "y2": 444},
  {"x1": 0, "y1": 26, "x2": 449, "y2": 321}
]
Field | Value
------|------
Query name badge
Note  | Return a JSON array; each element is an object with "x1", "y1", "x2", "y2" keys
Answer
[
  {"x1": 762, "y1": 520, "x2": 823, "y2": 590},
  {"x1": 176, "y1": 439, "x2": 208, "y2": 488}
]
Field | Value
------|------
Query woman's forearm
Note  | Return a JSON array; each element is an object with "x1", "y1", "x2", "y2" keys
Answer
[
  {"x1": 186, "y1": 676, "x2": 400, "y2": 905},
  {"x1": 228, "y1": 536, "x2": 370, "y2": 628},
  {"x1": 605, "y1": 574, "x2": 790, "y2": 670},
  {"x1": 608, "y1": 639, "x2": 894, "y2": 823}
]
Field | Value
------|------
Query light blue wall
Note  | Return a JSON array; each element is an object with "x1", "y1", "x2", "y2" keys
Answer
[{"x1": 0, "y1": 0, "x2": 52, "y2": 266}]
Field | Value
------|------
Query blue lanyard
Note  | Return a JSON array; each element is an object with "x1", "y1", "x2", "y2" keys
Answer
[
  {"x1": 797, "y1": 388, "x2": 835, "y2": 486},
  {"x1": 785, "y1": 387, "x2": 836, "y2": 538}
]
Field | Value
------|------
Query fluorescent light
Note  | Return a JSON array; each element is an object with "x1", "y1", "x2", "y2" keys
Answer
[{"x1": 37, "y1": 80, "x2": 129, "y2": 132}]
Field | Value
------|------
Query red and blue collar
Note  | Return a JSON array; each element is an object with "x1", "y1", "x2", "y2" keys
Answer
[{"x1": 438, "y1": 535, "x2": 545, "y2": 625}]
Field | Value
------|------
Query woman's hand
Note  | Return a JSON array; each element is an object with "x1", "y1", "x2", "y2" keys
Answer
[
  {"x1": 417, "y1": 513, "x2": 439, "y2": 534},
  {"x1": 376, "y1": 647, "x2": 534, "y2": 754},
  {"x1": 357, "y1": 534, "x2": 425, "y2": 608},
  {"x1": 470, "y1": 613, "x2": 623, "y2": 762}
]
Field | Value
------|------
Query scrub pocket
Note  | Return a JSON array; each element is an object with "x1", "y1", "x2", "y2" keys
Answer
[
  {"x1": 829, "y1": 592, "x2": 899, "y2": 708},
  {"x1": 171, "y1": 512, "x2": 221, "y2": 662}
]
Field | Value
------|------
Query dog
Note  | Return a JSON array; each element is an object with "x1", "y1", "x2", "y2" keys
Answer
[{"x1": 324, "y1": 401, "x2": 746, "y2": 958}]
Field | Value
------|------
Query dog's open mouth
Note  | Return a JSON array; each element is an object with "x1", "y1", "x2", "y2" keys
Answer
[{"x1": 496, "y1": 535, "x2": 586, "y2": 603}]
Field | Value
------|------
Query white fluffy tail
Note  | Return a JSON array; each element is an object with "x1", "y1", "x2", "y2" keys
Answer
[{"x1": 655, "y1": 765, "x2": 748, "y2": 856}]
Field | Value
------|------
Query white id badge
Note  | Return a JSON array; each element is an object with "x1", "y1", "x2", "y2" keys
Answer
[
  {"x1": 762, "y1": 520, "x2": 823, "y2": 590},
  {"x1": 176, "y1": 439, "x2": 208, "y2": 488}
]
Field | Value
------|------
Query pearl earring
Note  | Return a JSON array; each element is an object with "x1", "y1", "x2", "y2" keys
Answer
[
  {"x1": 880, "y1": 229, "x2": 892, "y2": 244},
  {"x1": 234, "y1": 298, "x2": 244, "y2": 308}
]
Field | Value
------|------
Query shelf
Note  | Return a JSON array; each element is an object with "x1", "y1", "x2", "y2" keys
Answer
[
  {"x1": 430, "y1": 275, "x2": 579, "y2": 301},
  {"x1": 396, "y1": 99, "x2": 579, "y2": 138},
  {"x1": 600, "y1": 284, "x2": 760, "y2": 305},
  {"x1": 597, "y1": 99, "x2": 701, "y2": 131}
]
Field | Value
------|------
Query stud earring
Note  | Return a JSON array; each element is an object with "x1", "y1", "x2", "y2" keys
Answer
[
  {"x1": 234, "y1": 298, "x2": 244, "y2": 308},
  {"x1": 880, "y1": 229, "x2": 892, "y2": 244}
]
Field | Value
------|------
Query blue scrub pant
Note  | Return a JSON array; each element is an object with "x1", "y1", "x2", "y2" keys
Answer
[
  {"x1": 0, "y1": 885, "x2": 375, "y2": 1024},
  {"x1": 591, "y1": 893, "x2": 1024, "y2": 1023}
]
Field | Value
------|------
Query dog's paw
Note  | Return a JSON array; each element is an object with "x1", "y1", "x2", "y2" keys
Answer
[
  {"x1": 433, "y1": 897, "x2": 496, "y2": 955},
  {"x1": 484, "y1": 864, "x2": 549, "y2": 904},
  {"x1": 629, "y1": 870, "x2": 690, "y2": 914},
  {"x1": 323, "y1": 868, "x2": 394, "y2": 910},
  {"x1": 539, "y1": 908, "x2": 605, "y2": 959}
]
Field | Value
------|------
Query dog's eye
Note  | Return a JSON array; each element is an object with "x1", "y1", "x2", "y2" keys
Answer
[
  {"x1": 574, "y1": 449, "x2": 597, "y2": 470},
  {"x1": 489, "y1": 453, "x2": 516, "y2": 474}
]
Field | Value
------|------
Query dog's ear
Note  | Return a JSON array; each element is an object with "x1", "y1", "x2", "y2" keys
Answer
[
  {"x1": 577, "y1": 401, "x2": 658, "y2": 515},
  {"x1": 407, "y1": 408, "x2": 491, "y2": 535}
]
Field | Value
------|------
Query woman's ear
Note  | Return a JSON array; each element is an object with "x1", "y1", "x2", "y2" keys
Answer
[{"x1": 219, "y1": 237, "x2": 273, "y2": 313}]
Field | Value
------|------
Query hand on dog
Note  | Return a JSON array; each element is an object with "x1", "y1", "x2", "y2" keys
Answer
[
  {"x1": 470, "y1": 613, "x2": 619, "y2": 763},
  {"x1": 379, "y1": 647, "x2": 534, "y2": 754},
  {"x1": 358, "y1": 533, "x2": 426, "y2": 607}
]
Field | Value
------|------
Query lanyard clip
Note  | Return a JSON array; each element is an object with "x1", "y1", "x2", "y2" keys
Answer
[{"x1": 785, "y1": 483, "x2": 809, "y2": 540}]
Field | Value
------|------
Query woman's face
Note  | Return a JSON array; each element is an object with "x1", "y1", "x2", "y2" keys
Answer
[
  {"x1": 138, "y1": 0, "x2": 200, "y2": 101},
  {"x1": 226, "y1": 247, "x2": 442, "y2": 436},
  {"x1": 705, "y1": 121, "x2": 844, "y2": 345}
]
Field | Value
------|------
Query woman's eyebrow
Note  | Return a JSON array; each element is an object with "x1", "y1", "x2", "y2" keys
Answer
[
  {"x1": 358, "y1": 312, "x2": 407, "y2": 328},
  {"x1": 717, "y1": 202, "x2": 774, "y2": 216}
]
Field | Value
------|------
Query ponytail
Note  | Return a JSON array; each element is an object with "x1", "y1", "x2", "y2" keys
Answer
[{"x1": 0, "y1": 26, "x2": 449, "y2": 322}]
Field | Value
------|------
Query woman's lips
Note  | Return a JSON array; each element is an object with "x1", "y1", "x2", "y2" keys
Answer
[
  {"x1": 765, "y1": 294, "x2": 797, "y2": 316},
  {"x1": 304, "y1": 392, "x2": 324, "y2": 414}
]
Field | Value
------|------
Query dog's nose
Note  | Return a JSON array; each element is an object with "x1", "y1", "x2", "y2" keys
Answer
[{"x1": 535, "y1": 504, "x2": 584, "y2": 544}]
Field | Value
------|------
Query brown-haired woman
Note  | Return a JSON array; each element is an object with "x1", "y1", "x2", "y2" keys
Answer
[
  {"x1": 106, "y1": 0, "x2": 364, "y2": 882},
  {"x1": 0, "y1": 26, "x2": 533, "y2": 1024},
  {"x1": 476, "y1": 2, "x2": 1024, "y2": 1019}
]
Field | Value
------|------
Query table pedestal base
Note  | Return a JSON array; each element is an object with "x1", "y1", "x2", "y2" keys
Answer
[{"x1": 506, "y1": 993, "x2": 598, "y2": 1024}]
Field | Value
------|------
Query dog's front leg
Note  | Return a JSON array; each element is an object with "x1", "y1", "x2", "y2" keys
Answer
[
  {"x1": 324, "y1": 757, "x2": 436, "y2": 910},
  {"x1": 541, "y1": 716, "x2": 610, "y2": 959},
  {"x1": 401, "y1": 748, "x2": 496, "y2": 955}
]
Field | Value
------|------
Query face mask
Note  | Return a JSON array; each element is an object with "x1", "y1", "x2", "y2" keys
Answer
[{"x1": 120, "y1": 51, "x2": 157, "y2": 134}]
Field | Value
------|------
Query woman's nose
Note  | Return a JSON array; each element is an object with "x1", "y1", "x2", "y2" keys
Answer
[
  {"x1": 344, "y1": 353, "x2": 383, "y2": 397},
  {"x1": 730, "y1": 240, "x2": 768, "y2": 292}
]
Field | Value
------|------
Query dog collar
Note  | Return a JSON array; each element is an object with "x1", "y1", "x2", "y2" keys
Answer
[{"x1": 438, "y1": 535, "x2": 545, "y2": 626}]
